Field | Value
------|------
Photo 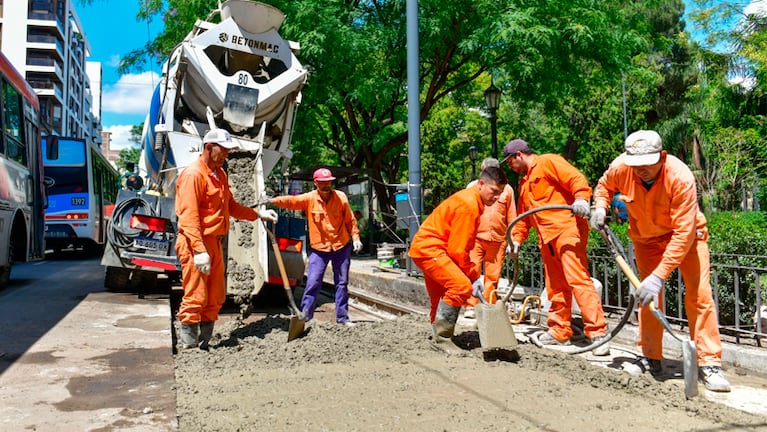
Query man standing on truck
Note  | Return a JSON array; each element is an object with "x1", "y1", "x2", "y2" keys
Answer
[
  {"x1": 504, "y1": 138, "x2": 610, "y2": 356},
  {"x1": 176, "y1": 129, "x2": 278, "y2": 350},
  {"x1": 265, "y1": 168, "x2": 363, "y2": 325},
  {"x1": 408, "y1": 166, "x2": 508, "y2": 353},
  {"x1": 590, "y1": 130, "x2": 730, "y2": 391}
]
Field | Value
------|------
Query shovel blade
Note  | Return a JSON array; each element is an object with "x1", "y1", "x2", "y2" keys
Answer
[
  {"x1": 287, "y1": 316, "x2": 305, "y2": 342},
  {"x1": 682, "y1": 339, "x2": 699, "y2": 399},
  {"x1": 475, "y1": 302, "x2": 518, "y2": 349}
]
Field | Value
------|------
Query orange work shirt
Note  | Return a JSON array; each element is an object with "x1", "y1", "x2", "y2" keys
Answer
[
  {"x1": 593, "y1": 152, "x2": 705, "y2": 280},
  {"x1": 175, "y1": 157, "x2": 258, "y2": 253},
  {"x1": 408, "y1": 187, "x2": 484, "y2": 281},
  {"x1": 511, "y1": 154, "x2": 592, "y2": 245},
  {"x1": 271, "y1": 189, "x2": 360, "y2": 252}
]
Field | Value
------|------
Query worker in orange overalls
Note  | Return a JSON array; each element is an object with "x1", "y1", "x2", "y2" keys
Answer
[
  {"x1": 505, "y1": 139, "x2": 610, "y2": 356},
  {"x1": 465, "y1": 157, "x2": 517, "y2": 310},
  {"x1": 175, "y1": 128, "x2": 278, "y2": 350},
  {"x1": 265, "y1": 167, "x2": 363, "y2": 326},
  {"x1": 409, "y1": 166, "x2": 508, "y2": 353},
  {"x1": 591, "y1": 130, "x2": 731, "y2": 392}
]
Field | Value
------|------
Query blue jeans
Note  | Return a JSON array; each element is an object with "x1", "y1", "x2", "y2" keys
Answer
[{"x1": 301, "y1": 243, "x2": 351, "y2": 323}]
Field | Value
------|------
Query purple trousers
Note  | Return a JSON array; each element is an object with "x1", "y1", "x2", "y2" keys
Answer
[{"x1": 301, "y1": 242, "x2": 351, "y2": 323}]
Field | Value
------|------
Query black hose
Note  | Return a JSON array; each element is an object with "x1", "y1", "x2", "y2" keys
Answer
[
  {"x1": 504, "y1": 204, "x2": 635, "y2": 355},
  {"x1": 107, "y1": 196, "x2": 155, "y2": 249}
]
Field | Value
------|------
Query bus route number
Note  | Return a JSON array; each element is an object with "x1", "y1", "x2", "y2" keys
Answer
[{"x1": 71, "y1": 197, "x2": 86, "y2": 206}]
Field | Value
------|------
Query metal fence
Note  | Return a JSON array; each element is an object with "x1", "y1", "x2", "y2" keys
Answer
[{"x1": 514, "y1": 243, "x2": 767, "y2": 348}]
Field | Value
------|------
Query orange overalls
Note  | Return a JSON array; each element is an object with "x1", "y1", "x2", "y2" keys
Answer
[
  {"x1": 466, "y1": 182, "x2": 517, "y2": 303},
  {"x1": 175, "y1": 157, "x2": 258, "y2": 325},
  {"x1": 593, "y1": 152, "x2": 723, "y2": 366},
  {"x1": 510, "y1": 154, "x2": 607, "y2": 341},
  {"x1": 409, "y1": 187, "x2": 483, "y2": 322}
]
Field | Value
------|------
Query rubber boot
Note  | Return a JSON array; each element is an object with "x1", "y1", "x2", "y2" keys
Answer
[
  {"x1": 431, "y1": 299, "x2": 461, "y2": 354},
  {"x1": 199, "y1": 321, "x2": 214, "y2": 351},
  {"x1": 179, "y1": 323, "x2": 199, "y2": 349}
]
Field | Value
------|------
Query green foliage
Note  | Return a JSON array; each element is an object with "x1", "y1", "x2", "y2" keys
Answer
[{"x1": 115, "y1": 147, "x2": 141, "y2": 173}]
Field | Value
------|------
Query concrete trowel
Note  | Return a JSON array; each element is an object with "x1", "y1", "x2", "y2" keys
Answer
[{"x1": 598, "y1": 226, "x2": 698, "y2": 399}]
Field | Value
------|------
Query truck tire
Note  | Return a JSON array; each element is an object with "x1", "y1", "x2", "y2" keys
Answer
[
  {"x1": 104, "y1": 266, "x2": 131, "y2": 292},
  {"x1": 131, "y1": 270, "x2": 158, "y2": 292}
]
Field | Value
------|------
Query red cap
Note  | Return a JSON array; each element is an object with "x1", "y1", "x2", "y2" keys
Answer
[{"x1": 313, "y1": 168, "x2": 336, "y2": 181}]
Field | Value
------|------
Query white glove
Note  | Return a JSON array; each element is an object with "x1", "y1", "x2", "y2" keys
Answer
[
  {"x1": 572, "y1": 199, "x2": 590, "y2": 217},
  {"x1": 590, "y1": 207, "x2": 607, "y2": 230},
  {"x1": 193, "y1": 251, "x2": 211, "y2": 275},
  {"x1": 471, "y1": 278, "x2": 484, "y2": 299},
  {"x1": 260, "y1": 209, "x2": 278, "y2": 223},
  {"x1": 353, "y1": 240, "x2": 363, "y2": 253},
  {"x1": 259, "y1": 194, "x2": 273, "y2": 206},
  {"x1": 637, "y1": 274, "x2": 664, "y2": 306}
]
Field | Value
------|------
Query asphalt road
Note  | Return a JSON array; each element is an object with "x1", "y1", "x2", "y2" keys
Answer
[{"x1": 0, "y1": 253, "x2": 177, "y2": 431}]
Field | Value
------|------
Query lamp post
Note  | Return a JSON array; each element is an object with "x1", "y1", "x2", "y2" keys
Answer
[
  {"x1": 468, "y1": 144, "x2": 478, "y2": 179},
  {"x1": 484, "y1": 80, "x2": 502, "y2": 159}
]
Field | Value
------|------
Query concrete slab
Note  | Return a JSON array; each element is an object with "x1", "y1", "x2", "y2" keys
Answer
[{"x1": 0, "y1": 292, "x2": 177, "y2": 431}]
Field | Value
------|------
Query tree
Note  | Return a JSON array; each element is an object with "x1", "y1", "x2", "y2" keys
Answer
[{"x1": 115, "y1": 147, "x2": 141, "y2": 173}]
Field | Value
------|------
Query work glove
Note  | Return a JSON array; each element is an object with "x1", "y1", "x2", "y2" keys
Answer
[
  {"x1": 506, "y1": 242, "x2": 520, "y2": 260},
  {"x1": 572, "y1": 199, "x2": 590, "y2": 218},
  {"x1": 258, "y1": 194, "x2": 273, "y2": 206},
  {"x1": 259, "y1": 209, "x2": 278, "y2": 223},
  {"x1": 636, "y1": 273, "x2": 664, "y2": 306},
  {"x1": 590, "y1": 207, "x2": 607, "y2": 231},
  {"x1": 471, "y1": 278, "x2": 484, "y2": 299},
  {"x1": 353, "y1": 240, "x2": 363, "y2": 253},
  {"x1": 193, "y1": 251, "x2": 211, "y2": 275}
]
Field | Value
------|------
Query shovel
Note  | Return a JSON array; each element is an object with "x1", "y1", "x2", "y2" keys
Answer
[
  {"x1": 263, "y1": 221, "x2": 305, "y2": 342},
  {"x1": 597, "y1": 226, "x2": 698, "y2": 399},
  {"x1": 474, "y1": 258, "x2": 519, "y2": 350}
]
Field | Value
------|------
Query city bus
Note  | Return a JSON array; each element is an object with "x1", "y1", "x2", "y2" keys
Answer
[
  {"x1": 43, "y1": 136, "x2": 119, "y2": 254},
  {"x1": 0, "y1": 51, "x2": 46, "y2": 289}
]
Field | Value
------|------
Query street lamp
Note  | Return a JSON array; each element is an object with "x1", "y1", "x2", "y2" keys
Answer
[
  {"x1": 484, "y1": 80, "x2": 502, "y2": 159},
  {"x1": 468, "y1": 144, "x2": 478, "y2": 179}
]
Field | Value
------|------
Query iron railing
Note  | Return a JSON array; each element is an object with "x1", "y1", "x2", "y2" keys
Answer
[{"x1": 513, "y1": 243, "x2": 767, "y2": 348}]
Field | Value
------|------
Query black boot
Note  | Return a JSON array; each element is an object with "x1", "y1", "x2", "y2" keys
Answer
[
  {"x1": 199, "y1": 321, "x2": 214, "y2": 351},
  {"x1": 179, "y1": 323, "x2": 199, "y2": 349},
  {"x1": 431, "y1": 299, "x2": 461, "y2": 353}
]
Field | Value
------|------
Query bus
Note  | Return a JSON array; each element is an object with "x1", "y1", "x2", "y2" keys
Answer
[
  {"x1": 42, "y1": 136, "x2": 119, "y2": 254},
  {"x1": 0, "y1": 51, "x2": 46, "y2": 289}
]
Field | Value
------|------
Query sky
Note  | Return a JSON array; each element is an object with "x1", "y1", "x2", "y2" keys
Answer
[{"x1": 77, "y1": 0, "x2": 164, "y2": 150}]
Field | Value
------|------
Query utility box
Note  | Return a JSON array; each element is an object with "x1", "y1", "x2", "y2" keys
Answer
[{"x1": 396, "y1": 193, "x2": 410, "y2": 229}]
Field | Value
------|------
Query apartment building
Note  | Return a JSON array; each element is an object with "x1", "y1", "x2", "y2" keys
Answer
[{"x1": 0, "y1": 0, "x2": 102, "y2": 145}]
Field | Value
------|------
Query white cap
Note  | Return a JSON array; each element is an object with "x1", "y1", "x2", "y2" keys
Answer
[
  {"x1": 623, "y1": 130, "x2": 662, "y2": 166},
  {"x1": 203, "y1": 128, "x2": 239, "y2": 150}
]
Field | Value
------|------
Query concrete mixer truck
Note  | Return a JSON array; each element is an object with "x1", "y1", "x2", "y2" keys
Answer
[{"x1": 100, "y1": 0, "x2": 308, "y2": 306}]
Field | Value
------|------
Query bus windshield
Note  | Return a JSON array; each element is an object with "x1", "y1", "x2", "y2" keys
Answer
[{"x1": 43, "y1": 138, "x2": 88, "y2": 195}]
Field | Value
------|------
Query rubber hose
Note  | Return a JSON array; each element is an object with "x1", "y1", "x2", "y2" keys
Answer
[
  {"x1": 504, "y1": 204, "x2": 635, "y2": 355},
  {"x1": 107, "y1": 196, "x2": 155, "y2": 249}
]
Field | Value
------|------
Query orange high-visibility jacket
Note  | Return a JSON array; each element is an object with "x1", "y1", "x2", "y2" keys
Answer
[
  {"x1": 593, "y1": 153, "x2": 705, "y2": 280},
  {"x1": 511, "y1": 154, "x2": 591, "y2": 245},
  {"x1": 175, "y1": 157, "x2": 258, "y2": 253},
  {"x1": 271, "y1": 189, "x2": 360, "y2": 252},
  {"x1": 409, "y1": 187, "x2": 484, "y2": 281}
]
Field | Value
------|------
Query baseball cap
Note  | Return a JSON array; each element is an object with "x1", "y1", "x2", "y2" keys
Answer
[
  {"x1": 313, "y1": 168, "x2": 336, "y2": 181},
  {"x1": 623, "y1": 130, "x2": 662, "y2": 166},
  {"x1": 203, "y1": 128, "x2": 239, "y2": 150},
  {"x1": 501, "y1": 139, "x2": 530, "y2": 163}
]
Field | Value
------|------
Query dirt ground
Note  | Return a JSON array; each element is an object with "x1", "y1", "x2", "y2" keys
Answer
[{"x1": 174, "y1": 314, "x2": 767, "y2": 432}]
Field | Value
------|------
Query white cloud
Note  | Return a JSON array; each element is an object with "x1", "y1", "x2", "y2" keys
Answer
[
  {"x1": 102, "y1": 71, "x2": 159, "y2": 115},
  {"x1": 106, "y1": 124, "x2": 141, "y2": 151},
  {"x1": 745, "y1": 0, "x2": 767, "y2": 17}
]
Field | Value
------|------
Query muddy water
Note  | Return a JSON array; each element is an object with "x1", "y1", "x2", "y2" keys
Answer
[{"x1": 174, "y1": 314, "x2": 766, "y2": 432}]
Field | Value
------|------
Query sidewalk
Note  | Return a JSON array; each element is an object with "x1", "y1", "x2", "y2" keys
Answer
[{"x1": 345, "y1": 255, "x2": 767, "y2": 416}]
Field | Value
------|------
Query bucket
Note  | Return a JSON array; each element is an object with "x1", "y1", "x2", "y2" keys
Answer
[{"x1": 377, "y1": 244, "x2": 395, "y2": 268}]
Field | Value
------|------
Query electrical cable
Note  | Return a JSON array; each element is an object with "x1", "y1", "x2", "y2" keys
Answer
[{"x1": 107, "y1": 196, "x2": 155, "y2": 249}]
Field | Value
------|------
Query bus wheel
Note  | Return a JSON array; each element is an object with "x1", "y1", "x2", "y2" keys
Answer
[{"x1": 104, "y1": 266, "x2": 131, "y2": 292}]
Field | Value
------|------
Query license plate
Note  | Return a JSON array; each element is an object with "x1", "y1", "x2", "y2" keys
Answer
[
  {"x1": 134, "y1": 237, "x2": 168, "y2": 251},
  {"x1": 45, "y1": 232, "x2": 69, "y2": 238}
]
